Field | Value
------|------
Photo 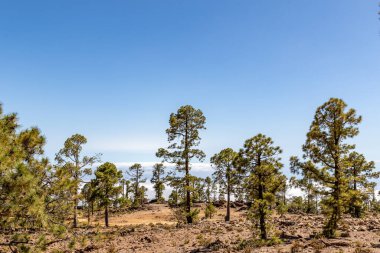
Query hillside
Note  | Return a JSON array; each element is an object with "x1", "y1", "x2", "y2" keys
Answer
[{"x1": 3, "y1": 204, "x2": 380, "y2": 252}]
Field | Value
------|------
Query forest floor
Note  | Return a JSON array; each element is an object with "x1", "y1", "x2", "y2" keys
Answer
[{"x1": 2, "y1": 204, "x2": 380, "y2": 252}]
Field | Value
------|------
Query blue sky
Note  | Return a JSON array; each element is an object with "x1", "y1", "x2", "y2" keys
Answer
[{"x1": 1, "y1": 1, "x2": 379, "y2": 187}]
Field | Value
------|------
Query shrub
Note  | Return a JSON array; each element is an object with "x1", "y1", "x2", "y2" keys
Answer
[{"x1": 205, "y1": 203, "x2": 217, "y2": 219}]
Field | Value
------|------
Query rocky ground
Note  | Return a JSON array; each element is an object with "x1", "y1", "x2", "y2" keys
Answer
[{"x1": 2, "y1": 204, "x2": 380, "y2": 252}]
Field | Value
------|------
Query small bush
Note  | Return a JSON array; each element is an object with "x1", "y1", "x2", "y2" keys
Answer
[
  {"x1": 171, "y1": 207, "x2": 200, "y2": 224},
  {"x1": 205, "y1": 203, "x2": 217, "y2": 219}
]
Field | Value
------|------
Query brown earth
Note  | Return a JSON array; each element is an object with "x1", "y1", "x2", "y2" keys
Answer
[{"x1": 3, "y1": 204, "x2": 380, "y2": 252}]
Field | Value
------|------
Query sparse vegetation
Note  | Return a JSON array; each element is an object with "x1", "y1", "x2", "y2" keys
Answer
[{"x1": 1, "y1": 99, "x2": 380, "y2": 252}]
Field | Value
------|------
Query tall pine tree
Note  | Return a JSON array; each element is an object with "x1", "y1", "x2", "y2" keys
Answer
[
  {"x1": 93, "y1": 162, "x2": 122, "y2": 227},
  {"x1": 0, "y1": 104, "x2": 49, "y2": 230},
  {"x1": 156, "y1": 105, "x2": 206, "y2": 224},
  {"x1": 291, "y1": 98, "x2": 362, "y2": 237},
  {"x1": 127, "y1": 163, "x2": 146, "y2": 207},
  {"x1": 151, "y1": 163, "x2": 166, "y2": 203},
  {"x1": 211, "y1": 148, "x2": 238, "y2": 222},
  {"x1": 290, "y1": 159, "x2": 320, "y2": 214},
  {"x1": 55, "y1": 134, "x2": 100, "y2": 228},
  {"x1": 345, "y1": 151, "x2": 378, "y2": 218},
  {"x1": 236, "y1": 134, "x2": 285, "y2": 240}
]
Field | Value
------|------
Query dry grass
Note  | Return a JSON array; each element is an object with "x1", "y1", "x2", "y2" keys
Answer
[
  {"x1": 4, "y1": 205, "x2": 380, "y2": 253},
  {"x1": 78, "y1": 203, "x2": 242, "y2": 226}
]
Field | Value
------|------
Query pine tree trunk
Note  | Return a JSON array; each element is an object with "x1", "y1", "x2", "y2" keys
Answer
[
  {"x1": 259, "y1": 206, "x2": 267, "y2": 240},
  {"x1": 185, "y1": 157, "x2": 192, "y2": 223},
  {"x1": 185, "y1": 118, "x2": 192, "y2": 224},
  {"x1": 257, "y1": 157, "x2": 267, "y2": 240},
  {"x1": 105, "y1": 204, "x2": 109, "y2": 227},
  {"x1": 258, "y1": 183, "x2": 267, "y2": 240},
  {"x1": 74, "y1": 161, "x2": 79, "y2": 228},
  {"x1": 353, "y1": 189, "x2": 360, "y2": 218},
  {"x1": 353, "y1": 172, "x2": 360, "y2": 218},
  {"x1": 135, "y1": 179, "x2": 139, "y2": 206},
  {"x1": 226, "y1": 172, "x2": 231, "y2": 222},
  {"x1": 325, "y1": 165, "x2": 341, "y2": 238},
  {"x1": 87, "y1": 204, "x2": 90, "y2": 225}
]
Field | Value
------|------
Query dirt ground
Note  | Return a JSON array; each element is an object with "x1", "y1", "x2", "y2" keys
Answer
[
  {"x1": 79, "y1": 203, "x2": 243, "y2": 226},
  {"x1": 3, "y1": 204, "x2": 380, "y2": 252}
]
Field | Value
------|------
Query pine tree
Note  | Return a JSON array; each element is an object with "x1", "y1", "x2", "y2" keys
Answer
[
  {"x1": 291, "y1": 98, "x2": 362, "y2": 238},
  {"x1": 190, "y1": 176, "x2": 204, "y2": 203},
  {"x1": 204, "y1": 176, "x2": 212, "y2": 203},
  {"x1": 290, "y1": 159, "x2": 320, "y2": 214},
  {"x1": 211, "y1": 148, "x2": 238, "y2": 222},
  {"x1": 151, "y1": 163, "x2": 166, "y2": 202},
  {"x1": 168, "y1": 190, "x2": 179, "y2": 207},
  {"x1": 211, "y1": 180, "x2": 218, "y2": 202},
  {"x1": 368, "y1": 182, "x2": 377, "y2": 211},
  {"x1": 233, "y1": 181, "x2": 246, "y2": 203},
  {"x1": 156, "y1": 105, "x2": 206, "y2": 223},
  {"x1": 45, "y1": 163, "x2": 76, "y2": 226},
  {"x1": 81, "y1": 180, "x2": 96, "y2": 224},
  {"x1": 127, "y1": 163, "x2": 146, "y2": 207},
  {"x1": 120, "y1": 179, "x2": 126, "y2": 198},
  {"x1": 124, "y1": 179, "x2": 132, "y2": 200},
  {"x1": 204, "y1": 202, "x2": 217, "y2": 219},
  {"x1": 0, "y1": 104, "x2": 49, "y2": 230},
  {"x1": 55, "y1": 134, "x2": 101, "y2": 228},
  {"x1": 345, "y1": 152, "x2": 379, "y2": 217},
  {"x1": 93, "y1": 162, "x2": 122, "y2": 227},
  {"x1": 117, "y1": 178, "x2": 131, "y2": 208},
  {"x1": 195, "y1": 177, "x2": 206, "y2": 203},
  {"x1": 138, "y1": 185, "x2": 148, "y2": 205},
  {"x1": 236, "y1": 134, "x2": 285, "y2": 240},
  {"x1": 166, "y1": 170, "x2": 183, "y2": 207},
  {"x1": 275, "y1": 179, "x2": 288, "y2": 216},
  {"x1": 287, "y1": 196, "x2": 305, "y2": 213},
  {"x1": 203, "y1": 176, "x2": 216, "y2": 219},
  {"x1": 218, "y1": 186, "x2": 226, "y2": 202}
]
